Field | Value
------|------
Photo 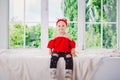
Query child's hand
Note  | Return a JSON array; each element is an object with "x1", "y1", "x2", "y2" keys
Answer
[
  {"x1": 71, "y1": 48, "x2": 77, "y2": 57},
  {"x1": 71, "y1": 53, "x2": 77, "y2": 57}
]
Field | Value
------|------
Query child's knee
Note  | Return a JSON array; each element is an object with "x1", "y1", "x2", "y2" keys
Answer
[
  {"x1": 51, "y1": 53, "x2": 59, "y2": 61},
  {"x1": 66, "y1": 54, "x2": 72, "y2": 58},
  {"x1": 52, "y1": 53, "x2": 59, "y2": 57}
]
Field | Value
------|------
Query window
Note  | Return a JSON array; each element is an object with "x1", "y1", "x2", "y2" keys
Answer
[
  {"x1": 48, "y1": 0, "x2": 64, "y2": 40},
  {"x1": 48, "y1": 0, "x2": 78, "y2": 44},
  {"x1": 9, "y1": 0, "x2": 118, "y2": 49},
  {"x1": 9, "y1": 0, "x2": 41, "y2": 48},
  {"x1": 85, "y1": 0, "x2": 118, "y2": 49}
]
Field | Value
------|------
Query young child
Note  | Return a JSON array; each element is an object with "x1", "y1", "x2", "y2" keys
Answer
[{"x1": 47, "y1": 18, "x2": 77, "y2": 80}]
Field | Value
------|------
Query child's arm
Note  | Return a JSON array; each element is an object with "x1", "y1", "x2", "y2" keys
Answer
[
  {"x1": 49, "y1": 48, "x2": 53, "y2": 55},
  {"x1": 71, "y1": 48, "x2": 77, "y2": 57}
]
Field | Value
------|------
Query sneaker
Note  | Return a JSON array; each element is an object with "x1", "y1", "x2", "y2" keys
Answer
[
  {"x1": 50, "y1": 68, "x2": 57, "y2": 79},
  {"x1": 65, "y1": 69, "x2": 72, "y2": 78}
]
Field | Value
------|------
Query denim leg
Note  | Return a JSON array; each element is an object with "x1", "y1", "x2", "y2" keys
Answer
[{"x1": 50, "y1": 53, "x2": 59, "y2": 68}]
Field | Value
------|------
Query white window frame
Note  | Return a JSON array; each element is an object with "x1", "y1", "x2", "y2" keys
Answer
[
  {"x1": 1, "y1": 0, "x2": 119, "y2": 49},
  {"x1": 78, "y1": 0, "x2": 119, "y2": 50},
  {"x1": 41, "y1": 0, "x2": 48, "y2": 50},
  {"x1": 9, "y1": 0, "x2": 42, "y2": 49},
  {"x1": 77, "y1": 0, "x2": 85, "y2": 50},
  {"x1": 43, "y1": 0, "x2": 119, "y2": 50}
]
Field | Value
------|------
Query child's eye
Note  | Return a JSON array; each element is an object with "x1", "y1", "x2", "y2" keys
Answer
[
  {"x1": 62, "y1": 25, "x2": 65, "y2": 27},
  {"x1": 58, "y1": 25, "x2": 61, "y2": 27}
]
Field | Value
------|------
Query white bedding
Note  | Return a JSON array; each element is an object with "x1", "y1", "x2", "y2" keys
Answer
[
  {"x1": 0, "y1": 49, "x2": 120, "y2": 80},
  {"x1": 91, "y1": 57, "x2": 120, "y2": 80}
]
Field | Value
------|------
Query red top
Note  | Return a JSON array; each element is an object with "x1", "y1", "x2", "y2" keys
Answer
[{"x1": 47, "y1": 37, "x2": 76, "y2": 52}]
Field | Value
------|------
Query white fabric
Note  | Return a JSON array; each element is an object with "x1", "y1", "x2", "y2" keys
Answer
[{"x1": 0, "y1": 49, "x2": 120, "y2": 80}]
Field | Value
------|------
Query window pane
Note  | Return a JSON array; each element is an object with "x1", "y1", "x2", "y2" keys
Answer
[
  {"x1": 9, "y1": 23, "x2": 24, "y2": 48},
  {"x1": 103, "y1": 0, "x2": 117, "y2": 22},
  {"x1": 25, "y1": 0, "x2": 41, "y2": 22},
  {"x1": 103, "y1": 24, "x2": 117, "y2": 48},
  {"x1": 25, "y1": 23, "x2": 41, "y2": 48},
  {"x1": 85, "y1": 0, "x2": 101, "y2": 22},
  {"x1": 63, "y1": 0, "x2": 78, "y2": 21},
  {"x1": 9, "y1": 0, "x2": 24, "y2": 22},
  {"x1": 49, "y1": 0, "x2": 64, "y2": 21},
  {"x1": 85, "y1": 24, "x2": 101, "y2": 48},
  {"x1": 48, "y1": 23, "x2": 56, "y2": 40},
  {"x1": 49, "y1": 0, "x2": 78, "y2": 21},
  {"x1": 67, "y1": 23, "x2": 78, "y2": 42}
]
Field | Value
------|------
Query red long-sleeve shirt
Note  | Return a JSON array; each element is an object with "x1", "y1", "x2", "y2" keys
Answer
[{"x1": 47, "y1": 37, "x2": 76, "y2": 52}]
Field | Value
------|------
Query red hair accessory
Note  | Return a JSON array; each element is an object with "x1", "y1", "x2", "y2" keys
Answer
[{"x1": 56, "y1": 18, "x2": 68, "y2": 26}]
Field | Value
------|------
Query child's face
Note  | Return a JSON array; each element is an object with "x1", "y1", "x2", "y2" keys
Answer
[{"x1": 57, "y1": 21, "x2": 67, "y2": 33}]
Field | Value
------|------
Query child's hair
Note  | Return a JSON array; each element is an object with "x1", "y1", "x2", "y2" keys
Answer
[{"x1": 56, "y1": 18, "x2": 68, "y2": 26}]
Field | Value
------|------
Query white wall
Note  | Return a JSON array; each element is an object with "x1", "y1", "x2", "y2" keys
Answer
[{"x1": 0, "y1": 0, "x2": 9, "y2": 49}]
